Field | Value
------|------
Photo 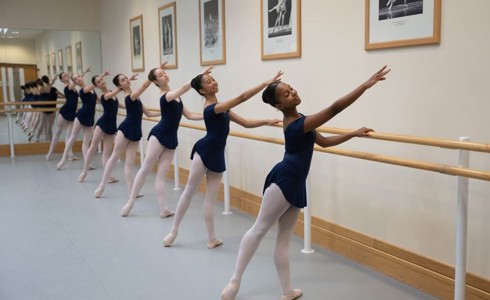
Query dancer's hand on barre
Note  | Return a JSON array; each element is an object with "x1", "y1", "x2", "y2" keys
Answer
[
  {"x1": 363, "y1": 65, "x2": 390, "y2": 89},
  {"x1": 352, "y1": 127, "x2": 374, "y2": 137}
]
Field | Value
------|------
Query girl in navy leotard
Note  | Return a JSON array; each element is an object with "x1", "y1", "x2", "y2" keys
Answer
[
  {"x1": 163, "y1": 70, "x2": 282, "y2": 249},
  {"x1": 46, "y1": 70, "x2": 89, "y2": 161},
  {"x1": 78, "y1": 72, "x2": 125, "y2": 183},
  {"x1": 221, "y1": 66, "x2": 391, "y2": 300},
  {"x1": 34, "y1": 75, "x2": 65, "y2": 143},
  {"x1": 57, "y1": 69, "x2": 99, "y2": 170},
  {"x1": 94, "y1": 72, "x2": 161, "y2": 198},
  {"x1": 120, "y1": 64, "x2": 211, "y2": 217}
]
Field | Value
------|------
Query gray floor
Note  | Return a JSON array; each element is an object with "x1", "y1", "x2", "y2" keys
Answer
[{"x1": 0, "y1": 154, "x2": 437, "y2": 300}]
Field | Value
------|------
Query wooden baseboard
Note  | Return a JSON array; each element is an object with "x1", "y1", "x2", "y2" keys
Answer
[
  {"x1": 164, "y1": 164, "x2": 490, "y2": 300},
  {"x1": 0, "y1": 141, "x2": 83, "y2": 157}
]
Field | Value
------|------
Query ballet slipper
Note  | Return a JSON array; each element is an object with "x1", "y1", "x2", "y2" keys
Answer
[
  {"x1": 68, "y1": 155, "x2": 79, "y2": 161},
  {"x1": 94, "y1": 186, "x2": 104, "y2": 198},
  {"x1": 207, "y1": 239, "x2": 223, "y2": 249},
  {"x1": 221, "y1": 282, "x2": 240, "y2": 300},
  {"x1": 281, "y1": 289, "x2": 303, "y2": 300},
  {"x1": 159, "y1": 209, "x2": 175, "y2": 218},
  {"x1": 88, "y1": 164, "x2": 96, "y2": 170},
  {"x1": 121, "y1": 202, "x2": 134, "y2": 217},
  {"x1": 136, "y1": 192, "x2": 144, "y2": 198},
  {"x1": 163, "y1": 232, "x2": 176, "y2": 247},
  {"x1": 45, "y1": 154, "x2": 51, "y2": 161},
  {"x1": 78, "y1": 171, "x2": 87, "y2": 182},
  {"x1": 56, "y1": 159, "x2": 65, "y2": 170},
  {"x1": 107, "y1": 177, "x2": 119, "y2": 184}
]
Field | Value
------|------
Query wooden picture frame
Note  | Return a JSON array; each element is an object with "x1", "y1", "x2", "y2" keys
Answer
[
  {"x1": 65, "y1": 45, "x2": 73, "y2": 73},
  {"x1": 159, "y1": 2, "x2": 178, "y2": 69},
  {"x1": 261, "y1": 0, "x2": 301, "y2": 60},
  {"x1": 57, "y1": 49, "x2": 64, "y2": 73},
  {"x1": 51, "y1": 52, "x2": 57, "y2": 77},
  {"x1": 365, "y1": 0, "x2": 441, "y2": 50},
  {"x1": 130, "y1": 15, "x2": 145, "y2": 72},
  {"x1": 75, "y1": 41, "x2": 83, "y2": 74},
  {"x1": 199, "y1": 0, "x2": 226, "y2": 66}
]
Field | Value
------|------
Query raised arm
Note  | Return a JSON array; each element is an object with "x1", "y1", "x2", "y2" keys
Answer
[
  {"x1": 166, "y1": 66, "x2": 214, "y2": 101},
  {"x1": 128, "y1": 73, "x2": 150, "y2": 101},
  {"x1": 229, "y1": 111, "x2": 281, "y2": 128},
  {"x1": 84, "y1": 71, "x2": 109, "y2": 94},
  {"x1": 182, "y1": 106, "x2": 203, "y2": 121},
  {"x1": 81, "y1": 67, "x2": 91, "y2": 78},
  {"x1": 304, "y1": 66, "x2": 390, "y2": 133},
  {"x1": 315, "y1": 127, "x2": 373, "y2": 148},
  {"x1": 214, "y1": 71, "x2": 283, "y2": 114},
  {"x1": 49, "y1": 74, "x2": 59, "y2": 86},
  {"x1": 103, "y1": 87, "x2": 121, "y2": 101}
]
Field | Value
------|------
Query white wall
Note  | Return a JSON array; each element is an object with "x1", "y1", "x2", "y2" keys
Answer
[
  {"x1": 0, "y1": 39, "x2": 36, "y2": 64},
  {"x1": 99, "y1": 0, "x2": 490, "y2": 278}
]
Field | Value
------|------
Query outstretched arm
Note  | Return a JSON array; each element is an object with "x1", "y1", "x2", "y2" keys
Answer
[
  {"x1": 214, "y1": 71, "x2": 283, "y2": 114},
  {"x1": 166, "y1": 66, "x2": 213, "y2": 101},
  {"x1": 182, "y1": 106, "x2": 203, "y2": 121},
  {"x1": 49, "y1": 74, "x2": 59, "y2": 86},
  {"x1": 129, "y1": 73, "x2": 151, "y2": 101},
  {"x1": 315, "y1": 127, "x2": 373, "y2": 148},
  {"x1": 143, "y1": 104, "x2": 161, "y2": 118},
  {"x1": 229, "y1": 111, "x2": 281, "y2": 128},
  {"x1": 304, "y1": 66, "x2": 390, "y2": 133}
]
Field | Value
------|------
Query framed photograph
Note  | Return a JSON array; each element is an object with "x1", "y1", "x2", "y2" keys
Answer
[
  {"x1": 130, "y1": 15, "x2": 145, "y2": 72},
  {"x1": 75, "y1": 41, "x2": 83, "y2": 74},
  {"x1": 198, "y1": 0, "x2": 226, "y2": 66},
  {"x1": 57, "y1": 49, "x2": 64, "y2": 73},
  {"x1": 365, "y1": 0, "x2": 441, "y2": 50},
  {"x1": 159, "y1": 2, "x2": 178, "y2": 69},
  {"x1": 261, "y1": 0, "x2": 301, "y2": 60},
  {"x1": 51, "y1": 52, "x2": 57, "y2": 77},
  {"x1": 65, "y1": 45, "x2": 73, "y2": 73},
  {"x1": 46, "y1": 54, "x2": 51, "y2": 77}
]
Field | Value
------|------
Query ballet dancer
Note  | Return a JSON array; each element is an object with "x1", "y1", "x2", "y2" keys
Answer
[
  {"x1": 46, "y1": 68, "x2": 90, "y2": 161},
  {"x1": 162, "y1": 70, "x2": 283, "y2": 249},
  {"x1": 120, "y1": 64, "x2": 211, "y2": 217},
  {"x1": 221, "y1": 66, "x2": 391, "y2": 300},
  {"x1": 78, "y1": 72, "x2": 124, "y2": 183},
  {"x1": 56, "y1": 68, "x2": 98, "y2": 170},
  {"x1": 93, "y1": 71, "x2": 161, "y2": 198}
]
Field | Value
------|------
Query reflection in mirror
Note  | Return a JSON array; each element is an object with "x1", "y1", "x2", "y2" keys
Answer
[{"x1": 0, "y1": 29, "x2": 102, "y2": 148}]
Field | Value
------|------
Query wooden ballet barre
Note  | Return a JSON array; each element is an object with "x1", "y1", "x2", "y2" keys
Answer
[
  {"x1": 313, "y1": 126, "x2": 490, "y2": 153},
  {"x1": 176, "y1": 122, "x2": 490, "y2": 182},
  {"x1": 0, "y1": 107, "x2": 60, "y2": 113},
  {"x1": 0, "y1": 101, "x2": 66, "y2": 106}
]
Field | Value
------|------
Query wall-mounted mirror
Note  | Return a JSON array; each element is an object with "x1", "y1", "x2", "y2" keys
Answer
[{"x1": 0, "y1": 28, "x2": 102, "y2": 146}]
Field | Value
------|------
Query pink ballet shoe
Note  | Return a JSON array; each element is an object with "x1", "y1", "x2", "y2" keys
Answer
[
  {"x1": 94, "y1": 186, "x2": 104, "y2": 198},
  {"x1": 281, "y1": 289, "x2": 303, "y2": 300},
  {"x1": 45, "y1": 154, "x2": 51, "y2": 161},
  {"x1": 221, "y1": 282, "x2": 239, "y2": 300},
  {"x1": 136, "y1": 192, "x2": 144, "y2": 198},
  {"x1": 88, "y1": 164, "x2": 96, "y2": 170},
  {"x1": 107, "y1": 177, "x2": 119, "y2": 184},
  {"x1": 68, "y1": 155, "x2": 79, "y2": 161},
  {"x1": 160, "y1": 209, "x2": 175, "y2": 218},
  {"x1": 207, "y1": 239, "x2": 223, "y2": 249},
  {"x1": 56, "y1": 159, "x2": 65, "y2": 170},
  {"x1": 121, "y1": 203, "x2": 134, "y2": 217},
  {"x1": 163, "y1": 232, "x2": 176, "y2": 247},
  {"x1": 78, "y1": 171, "x2": 87, "y2": 182}
]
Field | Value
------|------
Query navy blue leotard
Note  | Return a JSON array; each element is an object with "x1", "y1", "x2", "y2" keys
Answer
[
  {"x1": 190, "y1": 103, "x2": 229, "y2": 173},
  {"x1": 263, "y1": 116, "x2": 316, "y2": 208},
  {"x1": 59, "y1": 86, "x2": 78, "y2": 121},
  {"x1": 44, "y1": 87, "x2": 58, "y2": 115},
  {"x1": 117, "y1": 95, "x2": 143, "y2": 141},
  {"x1": 76, "y1": 88, "x2": 97, "y2": 127},
  {"x1": 148, "y1": 93, "x2": 183, "y2": 150},
  {"x1": 95, "y1": 94, "x2": 119, "y2": 135}
]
